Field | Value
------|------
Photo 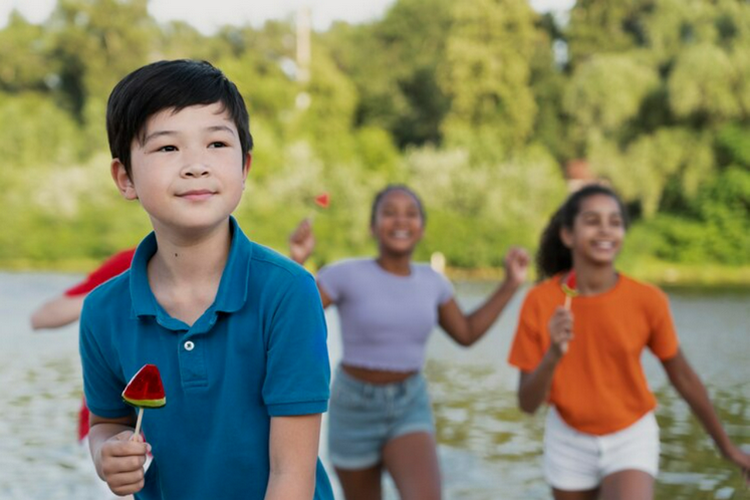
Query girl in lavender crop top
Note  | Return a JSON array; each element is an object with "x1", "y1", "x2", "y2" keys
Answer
[
  {"x1": 317, "y1": 258, "x2": 453, "y2": 372},
  {"x1": 289, "y1": 184, "x2": 530, "y2": 500}
]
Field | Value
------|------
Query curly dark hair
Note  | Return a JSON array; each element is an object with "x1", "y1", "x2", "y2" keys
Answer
[{"x1": 536, "y1": 184, "x2": 628, "y2": 280}]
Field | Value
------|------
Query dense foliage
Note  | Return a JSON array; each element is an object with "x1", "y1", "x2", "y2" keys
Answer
[{"x1": 1, "y1": 0, "x2": 748, "y2": 275}]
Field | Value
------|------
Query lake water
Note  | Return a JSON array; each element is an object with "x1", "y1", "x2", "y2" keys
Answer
[{"x1": 1, "y1": 272, "x2": 748, "y2": 499}]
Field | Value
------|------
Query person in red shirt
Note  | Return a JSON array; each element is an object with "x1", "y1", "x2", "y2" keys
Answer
[
  {"x1": 31, "y1": 248, "x2": 135, "y2": 441},
  {"x1": 508, "y1": 184, "x2": 750, "y2": 499}
]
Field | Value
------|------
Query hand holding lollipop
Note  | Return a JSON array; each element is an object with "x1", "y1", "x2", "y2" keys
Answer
[
  {"x1": 290, "y1": 193, "x2": 329, "y2": 265},
  {"x1": 122, "y1": 364, "x2": 166, "y2": 440}
]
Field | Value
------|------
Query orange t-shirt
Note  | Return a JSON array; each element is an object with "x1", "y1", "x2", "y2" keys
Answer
[{"x1": 508, "y1": 273, "x2": 679, "y2": 435}]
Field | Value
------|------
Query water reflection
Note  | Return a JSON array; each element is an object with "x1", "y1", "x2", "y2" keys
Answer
[
  {"x1": 1, "y1": 273, "x2": 748, "y2": 499},
  {"x1": 425, "y1": 361, "x2": 750, "y2": 500}
]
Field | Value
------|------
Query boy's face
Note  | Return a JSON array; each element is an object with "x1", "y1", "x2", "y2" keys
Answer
[{"x1": 111, "y1": 103, "x2": 251, "y2": 236}]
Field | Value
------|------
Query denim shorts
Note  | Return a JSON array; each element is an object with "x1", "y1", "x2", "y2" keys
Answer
[
  {"x1": 543, "y1": 406, "x2": 660, "y2": 491},
  {"x1": 327, "y1": 366, "x2": 435, "y2": 470}
]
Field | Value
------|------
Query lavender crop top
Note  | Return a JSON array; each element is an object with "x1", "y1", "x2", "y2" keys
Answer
[{"x1": 317, "y1": 258, "x2": 454, "y2": 372}]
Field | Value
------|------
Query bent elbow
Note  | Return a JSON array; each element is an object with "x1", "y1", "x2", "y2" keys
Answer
[
  {"x1": 518, "y1": 394, "x2": 539, "y2": 415},
  {"x1": 519, "y1": 402, "x2": 537, "y2": 415},
  {"x1": 457, "y1": 337, "x2": 474, "y2": 348},
  {"x1": 30, "y1": 315, "x2": 45, "y2": 331}
]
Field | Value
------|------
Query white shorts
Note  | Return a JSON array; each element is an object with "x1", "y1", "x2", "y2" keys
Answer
[{"x1": 543, "y1": 406, "x2": 660, "y2": 491}]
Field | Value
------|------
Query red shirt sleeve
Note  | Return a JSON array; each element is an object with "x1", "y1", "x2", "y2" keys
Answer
[{"x1": 64, "y1": 248, "x2": 136, "y2": 297}]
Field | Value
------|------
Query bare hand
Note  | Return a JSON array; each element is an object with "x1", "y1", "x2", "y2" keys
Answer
[
  {"x1": 726, "y1": 445, "x2": 750, "y2": 486},
  {"x1": 289, "y1": 218, "x2": 315, "y2": 265},
  {"x1": 98, "y1": 431, "x2": 150, "y2": 496},
  {"x1": 547, "y1": 306, "x2": 573, "y2": 357},
  {"x1": 504, "y1": 247, "x2": 530, "y2": 287}
]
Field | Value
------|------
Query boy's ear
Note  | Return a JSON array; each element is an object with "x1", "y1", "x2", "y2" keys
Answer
[
  {"x1": 111, "y1": 159, "x2": 138, "y2": 200},
  {"x1": 560, "y1": 227, "x2": 574, "y2": 249},
  {"x1": 242, "y1": 153, "x2": 252, "y2": 188}
]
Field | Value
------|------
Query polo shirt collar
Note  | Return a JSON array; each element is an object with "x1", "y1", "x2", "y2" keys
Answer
[
  {"x1": 130, "y1": 216, "x2": 252, "y2": 319},
  {"x1": 214, "y1": 217, "x2": 252, "y2": 313}
]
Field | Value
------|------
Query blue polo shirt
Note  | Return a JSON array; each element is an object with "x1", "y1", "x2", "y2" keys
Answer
[{"x1": 80, "y1": 217, "x2": 333, "y2": 499}]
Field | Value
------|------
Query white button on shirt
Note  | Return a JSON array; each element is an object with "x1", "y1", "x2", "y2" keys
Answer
[{"x1": 184, "y1": 340, "x2": 195, "y2": 351}]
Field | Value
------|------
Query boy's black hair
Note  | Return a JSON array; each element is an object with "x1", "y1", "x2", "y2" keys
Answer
[
  {"x1": 106, "y1": 59, "x2": 253, "y2": 177},
  {"x1": 536, "y1": 184, "x2": 628, "y2": 280},
  {"x1": 369, "y1": 184, "x2": 427, "y2": 227}
]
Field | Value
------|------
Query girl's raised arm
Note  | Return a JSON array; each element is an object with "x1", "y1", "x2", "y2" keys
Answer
[{"x1": 438, "y1": 247, "x2": 529, "y2": 346}]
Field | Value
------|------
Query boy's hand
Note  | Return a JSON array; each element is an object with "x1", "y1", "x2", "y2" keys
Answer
[
  {"x1": 98, "y1": 431, "x2": 150, "y2": 496},
  {"x1": 289, "y1": 218, "x2": 315, "y2": 265}
]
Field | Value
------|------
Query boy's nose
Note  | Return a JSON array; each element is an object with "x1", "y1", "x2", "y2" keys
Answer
[{"x1": 182, "y1": 159, "x2": 210, "y2": 178}]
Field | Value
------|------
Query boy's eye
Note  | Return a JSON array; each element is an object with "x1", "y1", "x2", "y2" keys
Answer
[
  {"x1": 157, "y1": 145, "x2": 177, "y2": 152},
  {"x1": 209, "y1": 141, "x2": 227, "y2": 148}
]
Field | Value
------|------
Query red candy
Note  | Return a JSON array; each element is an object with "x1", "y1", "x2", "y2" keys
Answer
[
  {"x1": 562, "y1": 270, "x2": 578, "y2": 297},
  {"x1": 314, "y1": 192, "x2": 330, "y2": 209},
  {"x1": 122, "y1": 364, "x2": 166, "y2": 408}
]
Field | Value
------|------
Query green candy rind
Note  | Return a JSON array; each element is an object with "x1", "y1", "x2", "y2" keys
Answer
[{"x1": 123, "y1": 396, "x2": 166, "y2": 408}]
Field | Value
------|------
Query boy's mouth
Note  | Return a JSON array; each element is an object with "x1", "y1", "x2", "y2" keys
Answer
[{"x1": 178, "y1": 189, "x2": 215, "y2": 201}]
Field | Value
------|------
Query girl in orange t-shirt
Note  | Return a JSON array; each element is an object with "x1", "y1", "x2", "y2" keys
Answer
[{"x1": 508, "y1": 184, "x2": 750, "y2": 499}]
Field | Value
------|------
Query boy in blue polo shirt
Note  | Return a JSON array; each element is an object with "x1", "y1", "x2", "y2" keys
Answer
[{"x1": 79, "y1": 59, "x2": 333, "y2": 499}]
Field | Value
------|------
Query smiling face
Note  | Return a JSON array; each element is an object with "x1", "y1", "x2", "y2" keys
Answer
[
  {"x1": 371, "y1": 188, "x2": 425, "y2": 257},
  {"x1": 112, "y1": 102, "x2": 250, "y2": 237},
  {"x1": 561, "y1": 194, "x2": 625, "y2": 268}
]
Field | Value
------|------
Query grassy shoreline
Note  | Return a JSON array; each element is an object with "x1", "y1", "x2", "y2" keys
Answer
[
  {"x1": 445, "y1": 260, "x2": 750, "y2": 288},
  {"x1": 3, "y1": 259, "x2": 750, "y2": 288}
]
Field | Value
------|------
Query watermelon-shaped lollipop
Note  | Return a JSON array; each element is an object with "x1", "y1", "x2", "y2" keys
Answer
[
  {"x1": 562, "y1": 270, "x2": 578, "y2": 309},
  {"x1": 122, "y1": 364, "x2": 166, "y2": 439},
  {"x1": 560, "y1": 271, "x2": 578, "y2": 353},
  {"x1": 314, "y1": 192, "x2": 330, "y2": 209}
]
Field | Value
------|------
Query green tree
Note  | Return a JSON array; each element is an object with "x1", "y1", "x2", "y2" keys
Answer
[
  {"x1": 0, "y1": 92, "x2": 83, "y2": 167},
  {"x1": 588, "y1": 128, "x2": 714, "y2": 217},
  {"x1": 0, "y1": 11, "x2": 49, "y2": 92},
  {"x1": 668, "y1": 44, "x2": 739, "y2": 123},
  {"x1": 439, "y1": 0, "x2": 539, "y2": 155},
  {"x1": 566, "y1": 0, "x2": 653, "y2": 66},
  {"x1": 564, "y1": 53, "x2": 659, "y2": 152},
  {"x1": 47, "y1": 0, "x2": 155, "y2": 122},
  {"x1": 323, "y1": 0, "x2": 454, "y2": 148}
]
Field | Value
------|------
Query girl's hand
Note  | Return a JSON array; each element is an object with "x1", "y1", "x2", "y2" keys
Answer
[
  {"x1": 289, "y1": 218, "x2": 315, "y2": 265},
  {"x1": 726, "y1": 445, "x2": 750, "y2": 485},
  {"x1": 547, "y1": 306, "x2": 573, "y2": 357},
  {"x1": 504, "y1": 247, "x2": 530, "y2": 287}
]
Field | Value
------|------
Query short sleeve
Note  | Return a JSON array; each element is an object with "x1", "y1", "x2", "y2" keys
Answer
[
  {"x1": 263, "y1": 273, "x2": 331, "y2": 416},
  {"x1": 66, "y1": 249, "x2": 134, "y2": 296},
  {"x1": 507, "y1": 291, "x2": 546, "y2": 372},
  {"x1": 646, "y1": 288, "x2": 680, "y2": 361},
  {"x1": 79, "y1": 298, "x2": 131, "y2": 418},
  {"x1": 435, "y1": 271, "x2": 454, "y2": 305},
  {"x1": 316, "y1": 264, "x2": 343, "y2": 302}
]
